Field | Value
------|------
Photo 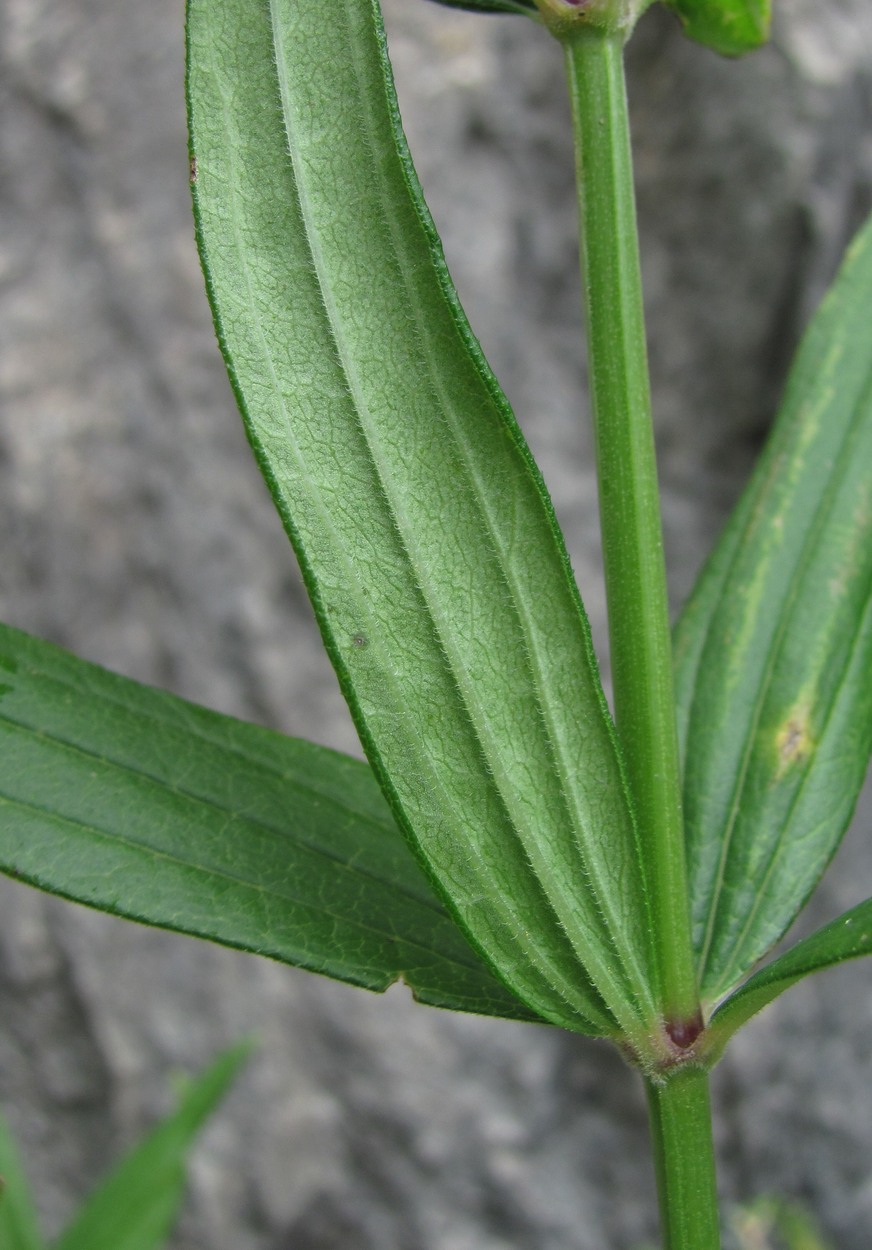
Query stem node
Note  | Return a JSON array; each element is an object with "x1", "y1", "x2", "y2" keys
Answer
[{"x1": 665, "y1": 1010, "x2": 705, "y2": 1052}]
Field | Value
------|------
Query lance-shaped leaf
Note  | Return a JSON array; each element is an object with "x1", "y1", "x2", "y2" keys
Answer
[
  {"x1": 675, "y1": 214, "x2": 872, "y2": 1005},
  {"x1": 187, "y1": 0, "x2": 658, "y2": 1042},
  {"x1": 662, "y1": 0, "x2": 770, "y2": 56},
  {"x1": 707, "y1": 896, "x2": 872, "y2": 1058},
  {"x1": 0, "y1": 622, "x2": 540, "y2": 1022},
  {"x1": 53, "y1": 1043, "x2": 249, "y2": 1250},
  {"x1": 0, "y1": 1111, "x2": 45, "y2": 1250},
  {"x1": 424, "y1": 0, "x2": 539, "y2": 16}
]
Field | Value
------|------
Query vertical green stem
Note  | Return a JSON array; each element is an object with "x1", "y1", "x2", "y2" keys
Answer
[
  {"x1": 646, "y1": 1069, "x2": 721, "y2": 1250},
  {"x1": 563, "y1": 29, "x2": 697, "y2": 1027},
  {"x1": 561, "y1": 26, "x2": 721, "y2": 1248}
]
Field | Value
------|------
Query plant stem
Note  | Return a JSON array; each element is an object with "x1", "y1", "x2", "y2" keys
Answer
[
  {"x1": 646, "y1": 1068, "x2": 721, "y2": 1250},
  {"x1": 562, "y1": 27, "x2": 721, "y2": 1249},
  {"x1": 563, "y1": 28, "x2": 697, "y2": 1028}
]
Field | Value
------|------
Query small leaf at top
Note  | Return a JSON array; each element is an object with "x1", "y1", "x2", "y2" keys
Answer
[
  {"x1": 188, "y1": 0, "x2": 659, "y2": 1045},
  {"x1": 675, "y1": 212, "x2": 872, "y2": 1005},
  {"x1": 0, "y1": 621, "x2": 539, "y2": 1024},
  {"x1": 661, "y1": 0, "x2": 771, "y2": 56},
  {"x1": 707, "y1": 896, "x2": 872, "y2": 1057}
]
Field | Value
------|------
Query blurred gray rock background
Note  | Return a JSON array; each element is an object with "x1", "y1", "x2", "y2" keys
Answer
[{"x1": 1, "y1": 0, "x2": 872, "y2": 1245}]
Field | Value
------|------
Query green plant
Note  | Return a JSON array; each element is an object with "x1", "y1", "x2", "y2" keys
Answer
[
  {"x1": 0, "y1": 1045, "x2": 248, "y2": 1250},
  {"x1": 0, "y1": 0, "x2": 870, "y2": 1245},
  {"x1": 728, "y1": 1196, "x2": 834, "y2": 1250},
  {"x1": 638, "y1": 1196, "x2": 835, "y2": 1250}
]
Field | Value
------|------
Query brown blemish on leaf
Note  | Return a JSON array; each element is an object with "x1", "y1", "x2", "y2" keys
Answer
[
  {"x1": 189, "y1": 156, "x2": 198, "y2": 185},
  {"x1": 774, "y1": 704, "x2": 814, "y2": 775}
]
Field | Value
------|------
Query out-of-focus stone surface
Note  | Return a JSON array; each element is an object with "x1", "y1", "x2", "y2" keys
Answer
[{"x1": 1, "y1": 0, "x2": 871, "y2": 1246}]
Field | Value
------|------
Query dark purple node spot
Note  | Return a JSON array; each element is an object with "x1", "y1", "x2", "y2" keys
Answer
[{"x1": 665, "y1": 1011, "x2": 704, "y2": 1051}]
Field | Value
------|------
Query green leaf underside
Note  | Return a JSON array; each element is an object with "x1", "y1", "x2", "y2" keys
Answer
[
  {"x1": 710, "y1": 896, "x2": 872, "y2": 1048},
  {"x1": 424, "y1": 0, "x2": 539, "y2": 16},
  {"x1": 0, "y1": 1112, "x2": 45, "y2": 1250},
  {"x1": 187, "y1": 0, "x2": 657, "y2": 1040},
  {"x1": 663, "y1": 0, "x2": 770, "y2": 56},
  {"x1": 53, "y1": 1044, "x2": 249, "y2": 1250},
  {"x1": 675, "y1": 214, "x2": 872, "y2": 1005},
  {"x1": 0, "y1": 623, "x2": 538, "y2": 1023}
]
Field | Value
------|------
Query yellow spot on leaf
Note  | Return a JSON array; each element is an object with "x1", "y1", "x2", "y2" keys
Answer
[{"x1": 774, "y1": 704, "x2": 814, "y2": 776}]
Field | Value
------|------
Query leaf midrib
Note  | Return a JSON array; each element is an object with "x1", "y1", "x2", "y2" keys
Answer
[
  {"x1": 2, "y1": 650, "x2": 406, "y2": 847},
  {"x1": 0, "y1": 781, "x2": 502, "y2": 979}
]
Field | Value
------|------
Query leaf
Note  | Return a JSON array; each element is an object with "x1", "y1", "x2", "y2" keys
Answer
[
  {"x1": 661, "y1": 0, "x2": 771, "y2": 56},
  {"x1": 0, "y1": 621, "x2": 538, "y2": 1023},
  {"x1": 707, "y1": 897, "x2": 872, "y2": 1057},
  {"x1": 52, "y1": 1043, "x2": 249, "y2": 1250},
  {"x1": 0, "y1": 1111, "x2": 46, "y2": 1250},
  {"x1": 424, "y1": 0, "x2": 539, "y2": 16},
  {"x1": 729, "y1": 1197, "x2": 834, "y2": 1250},
  {"x1": 675, "y1": 213, "x2": 872, "y2": 1005},
  {"x1": 187, "y1": 0, "x2": 658, "y2": 1042}
]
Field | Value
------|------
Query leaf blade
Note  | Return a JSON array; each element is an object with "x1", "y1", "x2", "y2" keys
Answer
[
  {"x1": 52, "y1": 1044, "x2": 249, "y2": 1250},
  {"x1": 676, "y1": 214, "x2": 872, "y2": 1004},
  {"x1": 188, "y1": 0, "x2": 658, "y2": 1040},
  {"x1": 0, "y1": 1112, "x2": 46, "y2": 1250},
  {"x1": 0, "y1": 622, "x2": 539, "y2": 1023},
  {"x1": 708, "y1": 897, "x2": 872, "y2": 1051}
]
